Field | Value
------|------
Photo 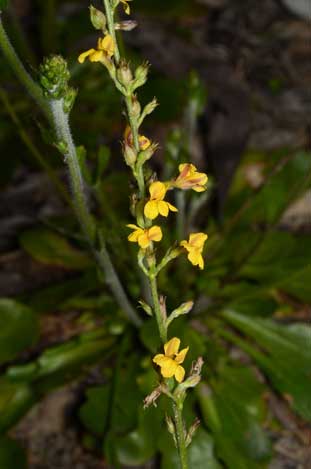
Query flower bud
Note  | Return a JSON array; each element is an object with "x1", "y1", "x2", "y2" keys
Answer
[
  {"x1": 117, "y1": 60, "x2": 133, "y2": 87},
  {"x1": 89, "y1": 5, "x2": 106, "y2": 31},
  {"x1": 166, "y1": 300, "x2": 194, "y2": 328},
  {"x1": 144, "y1": 97, "x2": 158, "y2": 114},
  {"x1": 133, "y1": 62, "x2": 149, "y2": 89},
  {"x1": 115, "y1": 20, "x2": 138, "y2": 31},
  {"x1": 130, "y1": 95, "x2": 141, "y2": 118},
  {"x1": 137, "y1": 142, "x2": 158, "y2": 165},
  {"x1": 123, "y1": 142, "x2": 137, "y2": 166},
  {"x1": 39, "y1": 55, "x2": 70, "y2": 100},
  {"x1": 63, "y1": 87, "x2": 77, "y2": 113},
  {"x1": 138, "y1": 299, "x2": 152, "y2": 316}
]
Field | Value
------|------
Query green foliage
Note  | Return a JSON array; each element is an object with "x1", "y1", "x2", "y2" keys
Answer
[
  {"x1": 222, "y1": 311, "x2": 311, "y2": 421},
  {"x1": 0, "y1": 0, "x2": 9, "y2": 10},
  {"x1": 19, "y1": 228, "x2": 92, "y2": 270},
  {"x1": 0, "y1": 436, "x2": 27, "y2": 469},
  {"x1": 198, "y1": 366, "x2": 271, "y2": 469},
  {"x1": 0, "y1": 299, "x2": 39, "y2": 364}
]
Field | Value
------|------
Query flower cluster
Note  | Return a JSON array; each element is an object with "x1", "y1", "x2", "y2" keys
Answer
[{"x1": 78, "y1": 4, "x2": 207, "y2": 458}]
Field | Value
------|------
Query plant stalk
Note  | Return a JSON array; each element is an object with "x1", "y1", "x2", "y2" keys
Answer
[
  {"x1": 149, "y1": 273, "x2": 167, "y2": 343},
  {"x1": 0, "y1": 15, "x2": 52, "y2": 122},
  {"x1": 49, "y1": 99, "x2": 141, "y2": 326},
  {"x1": 173, "y1": 401, "x2": 189, "y2": 469}
]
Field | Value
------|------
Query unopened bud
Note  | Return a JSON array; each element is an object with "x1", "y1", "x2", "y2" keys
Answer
[
  {"x1": 117, "y1": 60, "x2": 133, "y2": 87},
  {"x1": 89, "y1": 5, "x2": 106, "y2": 31},
  {"x1": 123, "y1": 142, "x2": 137, "y2": 166},
  {"x1": 143, "y1": 97, "x2": 158, "y2": 116},
  {"x1": 63, "y1": 87, "x2": 77, "y2": 114},
  {"x1": 130, "y1": 95, "x2": 141, "y2": 118},
  {"x1": 138, "y1": 299, "x2": 153, "y2": 316},
  {"x1": 39, "y1": 55, "x2": 70, "y2": 100},
  {"x1": 137, "y1": 142, "x2": 158, "y2": 165},
  {"x1": 133, "y1": 62, "x2": 149, "y2": 89},
  {"x1": 165, "y1": 414, "x2": 176, "y2": 436},
  {"x1": 166, "y1": 301, "x2": 193, "y2": 328},
  {"x1": 115, "y1": 20, "x2": 138, "y2": 31}
]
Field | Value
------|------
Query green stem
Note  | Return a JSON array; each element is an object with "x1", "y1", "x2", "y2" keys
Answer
[
  {"x1": 149, "y1": 273, "x2": 167, "y2": 343},
  {"x1": 173, "y1": 401, "x2": 188, "y2": 469},
  {"x1": 0, "y1": 14, "x2": 52, "y2": 122},
  {"x1": 49, "y1": 99, "x2": 141, "y2": 327},
  {"x1": 103, "y1": 0, "x2": 120, "y2": 63},
  {"x1": 0, "y1": 87, "x2": 71, "y2": 207}
]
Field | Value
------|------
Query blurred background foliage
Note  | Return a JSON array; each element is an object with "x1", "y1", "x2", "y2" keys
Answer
[{"x1": 0, "y1": 0, "x2": 310, "y2": 468}]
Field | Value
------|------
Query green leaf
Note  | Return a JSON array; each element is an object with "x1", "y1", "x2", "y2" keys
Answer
[
  {"x1": 79, "y1": 385, "x2": 111, "y2": 436},
  {"x1": 226, "y1": 150, "x2": 311, "y2": 225},
  {"x1": 239, "y1": 231, "x2": 311, "y2": 301},
  {"x1": 0, "y1": 299, "x2": 39, "y2": 365},
  {"x1": 223, "y1": 310, "x2": 311, "y2": 421},
  {"x1": 0, "y1": 0, "x2": 9, "y2": 10},
  {"x1": 19, "y1": 228, "x2": 92, "y2": 270},
  {"x1": 197, "y1": 366, "x2": 271, "y2": 469},
  {"x1": 160, "y1": 428, "x2": 221, "y2": 469},
  {"x1": 0, "y1": 379, "x2": 35, "y2": 433},
  {"x1": 114, "y1": 403, "x2": 163, "y2": 466},
  {"x1": 0, "y1": 436, "x2": 27, "y2": 469}
]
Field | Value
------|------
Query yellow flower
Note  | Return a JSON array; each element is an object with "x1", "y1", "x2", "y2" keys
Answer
[
  {"x1": 78, "y1": 34, "x2": 115, "y2": 64},
  {"x1": 127, "y1": 224, "x2": 162, "y2": 249},
  {"x1": 180, "y1": 233, "x2": 208, "y2": 269},
  {"x1": 120, "y1": 0, "x2": 132, "y2": 15},
  {"x1": 153, "y1": 337, "x2": 189, "y2": 383},
  {"x1": 144, "y1": 181, "x2": 178, "y2": 220},
  {"x1": 124, "y1": 126, "x2": 151, "y2": 151},
  {"x1": 173, "y1": 163, "x2": 208, "y2": 192}
]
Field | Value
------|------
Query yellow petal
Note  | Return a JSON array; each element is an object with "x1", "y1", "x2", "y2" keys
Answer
[
  {"x1": 148, "y1": 226, "x2": 162, "y2": 242},
  {"x1": 78, "y1": 49, "x2": 96, "y2": 63},
  {"x1": 188, "y1": 248, "x2": 201, "y2": 266},
  {"x1": 175, "y1": 365, "x2": 185, "y2": 383},
  {"x1": 137, "y1": 232, "x2": 151, "y2": 249},
  {"x1": 139, "y1": 135, "x2": 151, "y2": 150},
  {"x1": 128, "y1": 229, "x2": 142, "y2": 242},
  {"x1": 159, "y1": 357, "x2": 179, "y2": 378},
  {"x1": 89, "y1": 50, "x2": 104, "y2": 62},
  {"x1": 158, "y1": 201, "x2": 169, "y2": 217},
  {"x1": 149, "y1": 181, "x2": 166, "y2": 201},
  {"x1": 193, "y1": 185, "x2": 206, "y2": 192},
  {"x1": 175, "y1": 346, "x2": 189, "y2": 364},
  {"x1": 152, "y1": 353, "x2": 166, "y2": 365},
  {"x1": 127, "y1": 224, "x2": 140, "y2": 230},
  {"x1": 189, "y1": 233, "x2": 208, "y2": 249},
  {"x1": 198, "y1": 254, "x2": 204, "y2": 269},
  {"x1": 144, "y1": 200, "x2": 159, "y2": 220},
  {"x1": 167, "y1": 202, "x2": 178, "y2": 212},
  {"x1": 164, "y1": 337, "x2": 180, "y2": 357},
  {"x1": 180, "y1": 241, "x2": 191, "y2": 255},
  {"x1": 99, "y1": 34, "x2": 115, "y2": 57}
]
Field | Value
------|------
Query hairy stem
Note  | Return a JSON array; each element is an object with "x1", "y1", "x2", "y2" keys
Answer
[
  {"x1": 49, "y1": 99, "x2": 141, "y2": 326},
  {"x1": 173, "y1": 401, "x2": 188, "y2": 469},
  {"x1": 0, "y1": 15, "x2": 52, "y2": 122},
  {"x1": 0, "y1": 87, "x2": 71, "y2": 207}
]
